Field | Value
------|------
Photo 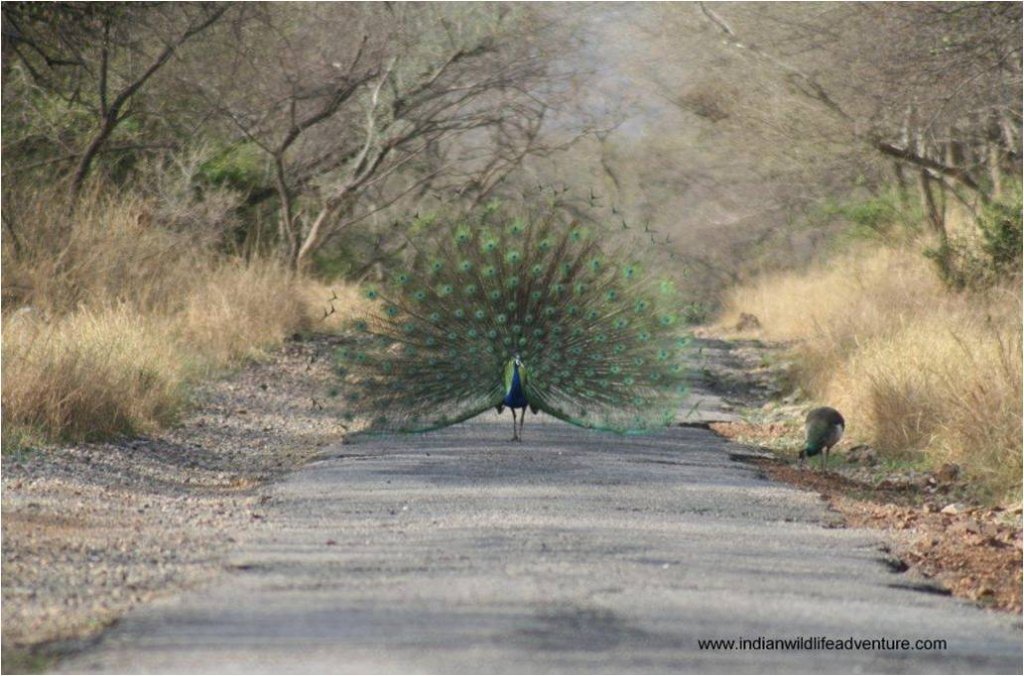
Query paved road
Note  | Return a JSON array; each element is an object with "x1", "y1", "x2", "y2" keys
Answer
[{"x1": 59, "y1": 412, "x2": 1021, "y2": 674}]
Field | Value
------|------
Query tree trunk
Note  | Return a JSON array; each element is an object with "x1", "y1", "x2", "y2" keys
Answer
[
  {"x1": 893, "y1": 161, "x2": 910, "y2": 208},
  {"x1": 272, "y1": 155, "x2": 299, "y2": 267},
  {"x1": 999, "y1": 113, "x2": 1019, "y2": 170},
  {"x1": 918, "y1": 169, "x2": 944, "y2": 237},
  {"x1": 71, "y1": 115, "x2": 118, "y2": 195},
  {"x1": 918, "y1": 166, "x2": 953, "y2": 281},
  {"x1": 989, "y1": 142, "x2": 1003, "y2": 200},
  {"x1": 294, "y1": 205, "x2": 337, "y2": 273}
]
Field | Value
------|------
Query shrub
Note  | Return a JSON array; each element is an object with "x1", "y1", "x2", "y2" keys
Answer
[
  {"x1": 720, "y1": 245, "x2": 1022, "y2": 502},
  {"x1": 2, "y1": 309, "x2": 187, "y2": 441},
  {"x1": 1, "y1": 184, "x2": 358, "y2": 444}
]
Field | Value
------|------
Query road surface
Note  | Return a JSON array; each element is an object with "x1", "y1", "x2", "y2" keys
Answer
[{"x1": 59, "y1": 412, "x2": 1021, "y2": 674}]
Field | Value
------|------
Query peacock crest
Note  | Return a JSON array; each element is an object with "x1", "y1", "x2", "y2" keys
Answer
[{"x1": 335, "y1": 204, "x2": 690, "y2": 436}]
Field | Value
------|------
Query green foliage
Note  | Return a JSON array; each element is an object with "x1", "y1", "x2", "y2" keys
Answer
[
  {"x1": 1, "y1": 426, "x2": 42, "y2": 459},
  {"x1": 199, "y1": 143, "x2": 269, "y2": 192},
  {"x1": 680, "y1": 301, "x2": 713, "y2": 325},
  {"x1": 819, "y1": 185, "x2": 1021, "y2": 292},
  {"x1": 1, "y1": 648, "x2": 55, "y2": 675},
  {"x1": 827, "y1": 190, "x2": 923, "y2": 242},
  {"x1": 978, "y1": 183, "x2": 1023, "y2": 275},
  {"x1": 842, "y1": 198, "x2": 896, "y2": 232},
  {"x1": 926, "y1": 185, "x2": 1023, "y2": 290}
]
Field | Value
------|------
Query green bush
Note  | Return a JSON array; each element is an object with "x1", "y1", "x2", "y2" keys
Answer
[
  {"x1": 829, "y1": 190, "x2": 923, "y2": 242},
  {"x1": 979, "y1": 183, "x2": 1023, "y2": 274},
  {"x1": 926, "y1": 184, "x2": 1022, "y2": 290},
  {"x1": 199, "y1": 143, "x2": 268, "y2": 192}
]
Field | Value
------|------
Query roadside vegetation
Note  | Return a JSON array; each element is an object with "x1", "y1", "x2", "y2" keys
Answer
[
  {"x1": 2, "y1": 3, "x2": 1019, "y2": 487},
  {"x1": 718, "y1": 190, "x2": 1023, "y2": 503},
  {"x1": 1, "y1": 3, "x2": 581, "y2": 450},
  {"x1": 1, "y1": 185, "x2": 357, "y2": 447}
]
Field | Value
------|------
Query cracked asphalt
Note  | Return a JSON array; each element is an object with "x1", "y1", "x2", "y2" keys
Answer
[{"x1": 58, "y1": 410, "x2": 1021, "y2": 674}]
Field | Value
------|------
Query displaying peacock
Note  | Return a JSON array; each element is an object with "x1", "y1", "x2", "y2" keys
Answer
[{"x1": 334, "y1": 204, "x2": 690, "y2": 439}]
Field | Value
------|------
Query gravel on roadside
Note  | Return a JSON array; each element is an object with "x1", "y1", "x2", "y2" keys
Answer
[{"x1": 1, "y1": 333, "x2": 349, "y2": 666}]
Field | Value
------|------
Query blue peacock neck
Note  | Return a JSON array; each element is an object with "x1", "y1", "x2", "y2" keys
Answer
[{"x1": 503, "y1": 357, "x2": 529, "y2": 409}]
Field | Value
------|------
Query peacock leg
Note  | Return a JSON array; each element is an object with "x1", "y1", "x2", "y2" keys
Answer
[
  {"x1": 510, "y1": 408, "x2": 519, "y2": 442},
  {"x1": 518, "y1": 407, "x2": 526, "y2": 442}
]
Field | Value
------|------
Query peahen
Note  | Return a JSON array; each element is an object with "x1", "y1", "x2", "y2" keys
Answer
[
  {"x1": 335, "y1": 205, "x2": 690, "y2": 440},
  {"x1": 800, "y1": 406, "x2": 845, "y2": 470}
]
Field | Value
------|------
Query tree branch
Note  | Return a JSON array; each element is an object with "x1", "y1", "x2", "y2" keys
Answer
[
  {"x1": 71, "y1": 5, "x2": 230, "y2": 193},
  {"x1": 874, "y1": 140, "x2": 988, "y2": 202},
  {"x1": 697, "y1": 2, "x2": 852, "y2": 121}
]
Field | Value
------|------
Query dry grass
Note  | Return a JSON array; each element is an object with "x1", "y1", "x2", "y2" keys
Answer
[
  {"x1": 718, "y1": 247, "x2": 947, "y2": 392},
  {"x1": 2, "y1": 184, "x2": 207, "y2": 315},
  {"x1": 2, "y1": 309, "x2": 187, "y2": 441},
  {"x1": 181, "y1": 262, "x2": 313, "y2": 368},
  {"x1": 2, "y1": 186, "x2": 360, "y2": 445},
  {"x1": 179, "y1": 261, "x2": 365, "y2": 369},
  {"x1": 720, "y1": 245, "x2": 1022, "y2": 502}
]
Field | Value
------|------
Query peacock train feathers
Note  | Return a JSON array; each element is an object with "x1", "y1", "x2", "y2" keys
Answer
[{"x1": 335, "y1": 205, "x2": 690, "y2": 436}]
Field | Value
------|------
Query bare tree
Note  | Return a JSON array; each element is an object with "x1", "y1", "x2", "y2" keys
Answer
[
  {"x1": 691, "y1": 2, "x2": 1021, "y2": 211},
  {"x1": 2, "y1": 2, "x2": 230, "y2": 194},
  {"x1": 181, "y1": 4, "x2": 589, "y2": 270}
]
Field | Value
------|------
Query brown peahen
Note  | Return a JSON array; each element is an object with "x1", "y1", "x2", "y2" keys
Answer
[
  {"x1": 800, "y1": 406, "x2": 845, "y2": 470},
  {"x1": 335, "y1": 204, "x2": 690, "y2": 440}
]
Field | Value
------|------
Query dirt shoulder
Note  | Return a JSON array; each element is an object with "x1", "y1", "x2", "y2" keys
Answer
[
  {"x1": 1, "y1": 333, "x2": 349, "y2": 671},
  {"x1": 692, "y1": 329, "x2": 1023, "y2": 615},
  {"x1": 753, "y1": 459, "x2": 1023, "y2": 613}
]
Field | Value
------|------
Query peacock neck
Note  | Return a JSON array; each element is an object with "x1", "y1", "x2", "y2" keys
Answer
[{"x1": 504, "y1": 360, "x2": 528, "y2": 408}]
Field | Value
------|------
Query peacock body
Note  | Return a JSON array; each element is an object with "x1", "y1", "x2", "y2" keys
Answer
[{"x1": 335, "y1": 206, "x2": 690, "y2": 438}]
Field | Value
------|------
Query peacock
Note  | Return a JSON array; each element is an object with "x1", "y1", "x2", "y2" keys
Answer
[
  {"x1": 334, "y1": 204, "x2": 690, "y2": 440},
  {"x1": 800, "y1": 406, "x2": 845, "y2": 470}
]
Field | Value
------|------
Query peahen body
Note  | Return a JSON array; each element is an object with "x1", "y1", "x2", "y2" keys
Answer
[
  {"x1": 800, "y1": 406, "x2": 845, "y2": 470},
  {"x1": 335, "y1": 205, "x2": 690, "y2": 439}
]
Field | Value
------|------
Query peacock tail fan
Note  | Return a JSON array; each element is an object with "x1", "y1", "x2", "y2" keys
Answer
[{"x1": 335, "y1": 203, "x2": 691, "y2": 436}]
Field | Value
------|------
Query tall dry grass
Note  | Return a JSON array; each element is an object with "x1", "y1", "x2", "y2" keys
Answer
[
  {"x1": 3, "y1": 309, "x2": 187, "y2": 440},
  {"x1": 720, "y1": 245, "x2": 1022, "y2": 502},
  {"x1": 180, "y1": 262, "x2": 314, "y2": 368},
  {"x1": 3, "y1": 184, "x2": 207, "y2": 315},
  {"x1": 2, "y1": 186, "x2": 357, "y2": 445}
]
